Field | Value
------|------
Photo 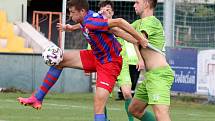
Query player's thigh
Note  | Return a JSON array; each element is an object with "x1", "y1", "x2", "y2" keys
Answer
[
  {"x1": 60, "y1": 50, "x2": 83, "y2": 69},
  {"x1": 96, "y1": 57, "x2": 122, "y2": 93},
  {"x1": 146, "y1": 66, "x2": 174, "y2": 105},
  {"x1": 129, "y1": 98, "x2": 147, "y2": 113},
  {"x1": 152, "y1": 104, "x2": 170, "y2": 113},
  {"x1": 80, "y1": 50, "x2": 97, "y2": 73},
  {"x1": 133, "y1": 80, "x2": 149, "y2": 103},
  {"x1": 152, "y1": 104, "x2": 170, "y2": 119},
  {"x1": 129, "y1": 81, "x2": 148, "y2": 111}
]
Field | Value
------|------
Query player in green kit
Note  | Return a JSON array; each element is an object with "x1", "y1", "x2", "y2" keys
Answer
[{"x1": 128, "y1": 0, "x2": 174, "y2": 121}]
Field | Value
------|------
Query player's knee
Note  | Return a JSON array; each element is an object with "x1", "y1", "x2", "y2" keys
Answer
[
  {"x1": 153, "y1": 105, "x2": 170, "y2": 119},
  {"x1": 154, "y1": 111, "x2": 170, "y2": 120},
  {"x1": 94, "y1": 97, "x2": 106, "y2": 113},
  {"x1": 128, "y1": 105, "x2": 140, "y2": 117},
  {"x1": 128, "y1": 106, "x2": 134, "y2": 115}
]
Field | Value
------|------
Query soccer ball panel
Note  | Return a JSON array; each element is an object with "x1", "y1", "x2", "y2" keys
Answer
[{"x1": 42, "y1": 45, "x2": 63, "y2": 66}]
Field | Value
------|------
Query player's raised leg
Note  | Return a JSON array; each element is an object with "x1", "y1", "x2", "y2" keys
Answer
[
  {"x1": 17, "y1": 66, "x2": 62, "y2": 110},
  {"x1": 17, "y1": 50, "x2": 83, "y2": 109}
]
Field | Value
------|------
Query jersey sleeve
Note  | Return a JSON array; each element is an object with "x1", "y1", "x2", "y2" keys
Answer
[{"x1": 85, "y1": 18, "x2": 109, "y2": 32}]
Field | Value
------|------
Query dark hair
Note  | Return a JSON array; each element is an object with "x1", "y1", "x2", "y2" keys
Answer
[
  {"x1": 98, "y1": 0, "x2": 114, "y2": 11},
  {"x1": 68, "y1": 0, "x2": 89, "y2": 11},
  {"x1": 148, "y1": 0, "x2": 157, "y2": 9}
]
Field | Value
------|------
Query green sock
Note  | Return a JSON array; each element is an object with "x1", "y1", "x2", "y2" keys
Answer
[
  {"x1": 104, "y1": 106, "x2": 109, "y2": 121},
  {"x1": 141, "y1": 111, "x2": 156, "y2": 121},
  {"x1": 125, "y1": 99, "x2": 134, "y2": 121}
]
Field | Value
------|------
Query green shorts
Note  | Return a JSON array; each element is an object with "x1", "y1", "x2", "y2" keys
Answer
[
  {"x1": 134, "y1": 66, "x2": 174, "y2": 105},
  {"x1": 117, "y1": 57, "x2": 131, "y2": 87}
]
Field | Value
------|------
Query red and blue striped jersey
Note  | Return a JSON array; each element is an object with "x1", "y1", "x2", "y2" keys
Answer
[{"x1": 80, "y1": 10, "x2": 122, "y2": 64}]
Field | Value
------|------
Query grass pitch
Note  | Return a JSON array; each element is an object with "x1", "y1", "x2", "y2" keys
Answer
[{"x1": 0, "y1": 93, "x2": 214, "y2": 121}]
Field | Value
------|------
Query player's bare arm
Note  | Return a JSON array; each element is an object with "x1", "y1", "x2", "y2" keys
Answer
[
  {"x1": 57, "y1": 23, "x2": 81, "y2": 32},
  {"x1": 109, "y1": 26, "x2": 145, "y2": 71},
  {"x1": 107, "y1": 18, "x2": 148, "y2": 48},
  {"x1": 109, "y1": 27, "x2": 139, "y2": 45},
  {"x1": 133, "y1": 44, "x2": 145, "y2": 71}
]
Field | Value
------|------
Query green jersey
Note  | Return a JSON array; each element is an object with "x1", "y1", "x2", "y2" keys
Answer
[
  {"x1": 132, "y1": 16, "x2": 165, "y2": 51},
  {"x1": 116, "y1": 37, "x2": 129, "y2": 61},
  {"x1": 124, "y1": 41, "x2": 138, "y2": 65}
]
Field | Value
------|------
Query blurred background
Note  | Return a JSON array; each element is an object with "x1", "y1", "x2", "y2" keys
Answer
[{"x1": 0, "y1": 0, "x2": 215, "y2": 104}]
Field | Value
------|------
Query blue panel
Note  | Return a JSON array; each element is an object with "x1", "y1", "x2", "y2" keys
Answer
[{"x1": 166, "y1": 48, "x2": 198, "y2": 93}]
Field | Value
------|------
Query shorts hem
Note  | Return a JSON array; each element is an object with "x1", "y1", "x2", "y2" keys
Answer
[
  {"x1": 148, "y1": 102, "x2": 170, "y2": 105},
  {"x1": 133, "y1": 96, "x2": 148, "y2": 104},
  {"x1": 96, "y1": 85, "x2": 113, "y2": 94}
]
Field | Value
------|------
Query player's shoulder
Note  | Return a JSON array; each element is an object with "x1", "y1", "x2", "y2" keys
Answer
[
  {"x1": 142, "y1": 16, "x2": 162, "y2": 28},
  {"x1": 84, "y1": 10, "x2": 104, "y2": 25},
  {"x1": 147, "y1": 16, "x2": 161, "y2": 24},
  {"x1": 87, "y1": 10, "x2": 102, "y2": 18},
  {"x1": 131, "y1": 19, "x2": 142, "y2": 28},
  {"x1": 132, "y1": 19, "x2": 142, "y2": 23}
]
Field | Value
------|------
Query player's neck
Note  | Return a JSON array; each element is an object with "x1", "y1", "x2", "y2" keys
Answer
[{"x1": 141, "y1": 9, "x2": 153, "y2": 18}]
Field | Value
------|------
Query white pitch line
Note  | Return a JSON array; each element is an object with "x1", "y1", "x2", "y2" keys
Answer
[
  {"x1": 47, "y1": 103, "x2": 121, "y2": 111},
  {"x1": 0, "y1": 99, "x2": 122, "y2": 111}
]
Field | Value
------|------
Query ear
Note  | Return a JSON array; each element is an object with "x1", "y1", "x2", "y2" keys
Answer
[
  {"x1": 145, "y1": 1, "x2": 150, "y2": 9},
  {"x1": 80, "y1": 9, "x2": 85, "y2": 13},
  {"x1": 80, "y1": 9, "x2": 87, "y2": 16}
]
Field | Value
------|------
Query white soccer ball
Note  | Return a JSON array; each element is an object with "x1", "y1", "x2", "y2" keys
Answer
[{"x1": 42, "y1": 45, "x2": 63, "y2": 66}]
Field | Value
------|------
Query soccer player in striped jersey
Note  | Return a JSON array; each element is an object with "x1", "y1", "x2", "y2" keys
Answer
[
  {"x1": 57, "y1": 1, "x2": 144, "y2": 121},
  {"x1": 17, "y1": 0, "x2": 147, "y2": 121}
]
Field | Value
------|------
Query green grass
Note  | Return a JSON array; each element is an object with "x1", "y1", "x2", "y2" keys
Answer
[{"x1": 0, "y1": 93, "x2": 215, "y2": 121}]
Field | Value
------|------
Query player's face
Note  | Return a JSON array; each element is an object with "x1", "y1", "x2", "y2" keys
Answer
[
  {"x1": 99, "y1": 5, "x2": 114, "y2": 19},
  {"x1": 134, "y1": 0, "x2": 144, "y2": 16},
  {"x1": 69, "y1": 7, "x2": 84, "y2": 23}
]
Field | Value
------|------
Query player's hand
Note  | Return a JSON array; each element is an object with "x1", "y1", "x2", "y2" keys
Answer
[
  {"x1": 139, "y1": 37, "x2": 148, "y2": 48},
  {"x1": 136, "y1": 59, "x2": 145, "y2": 71},
  {"x1": 57, "y1": 23, "x2": 75, "y2": 31},
  {"x1": 98, "y1": 8, "x2": 112, "y2": 19},
  {"x1": 57, "y1": 23, "x2": 66, "y2": 31}
]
